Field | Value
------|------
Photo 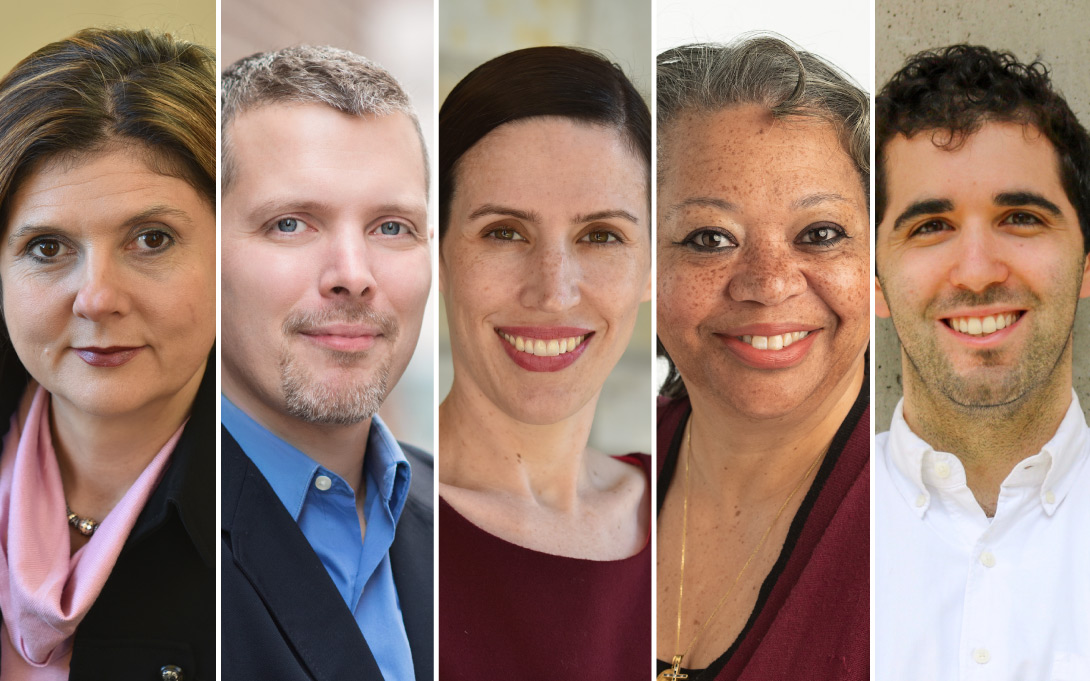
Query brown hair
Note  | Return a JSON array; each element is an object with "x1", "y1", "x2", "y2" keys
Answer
[{"x1": 0, "y1": 27, "x2": 215, "y2": 222}]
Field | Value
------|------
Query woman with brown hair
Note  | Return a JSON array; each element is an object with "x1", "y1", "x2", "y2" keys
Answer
[
  {"x1": 0, "y1": 28, "x2": 215, "y2": 678},
  {"x1": 438, "y1": 46, "x2": 652, "y2": 679}
]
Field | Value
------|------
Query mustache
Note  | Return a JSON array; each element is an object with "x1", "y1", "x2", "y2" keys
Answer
[
  {"x1": 926, "y1": 286, "x2": 1041, "y2": 315},
  {"x1": 282, "y1": 303, "x2": 399, "y2": 340}
]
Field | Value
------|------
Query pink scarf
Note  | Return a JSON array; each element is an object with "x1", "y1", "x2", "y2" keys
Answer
[{"x1": 0, "y1": 386, "x2": 182, "y2": 678}]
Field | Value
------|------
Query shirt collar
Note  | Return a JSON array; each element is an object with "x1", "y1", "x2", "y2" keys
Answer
[
  {"x1": 887, "y1": 391, "x2": 1089, "y2": 518},
  {"x1": 220, "y1": 395, "x2": 412, "y2": 523}
]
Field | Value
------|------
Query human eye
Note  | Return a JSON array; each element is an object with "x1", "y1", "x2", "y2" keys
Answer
[
  {"x1": 272, "y1": 217, "x2": 308, "y2": 233},
  {"x1": 484, "y1": 226, "x2": 526, "y2": 242},
  {"x1": 580, "y1": 229, "x2": 623, "y2": 245},
  {"x1": 676, "y1": 228, "x2": 737, "y2": 252},
  {"x1": 129, "y1": 228, "x2": 175, "y2": 252},
  {"x1": 1000, "y1": 211, "x2": 1044, "y2": 228},
  {"x1": 24, "y1": 236, "x2": 71, "y2": 263},
  {"x1": 795, "y1": 223, "x2": 848, "y2": 248},
  {"x1": 908, "y1": 219, "x2": 952, "y2": 238}
]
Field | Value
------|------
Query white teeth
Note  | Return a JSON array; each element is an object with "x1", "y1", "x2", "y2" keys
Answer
[
  {"x1": 947, "y1": 312, "x2": 1021, "y2": 337},
  {"x1": 738, "y1": 331, "x2": 810, "y2": 350},
  {"x1": 500, "y1": 332, "x2": 586, "y2": 356}
]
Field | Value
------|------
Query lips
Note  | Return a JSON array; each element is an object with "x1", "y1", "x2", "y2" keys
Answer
[
  {"x1": 495, "y1": 326, "x2": 593, "y2": 372},
  {"x1": 72, "y1": 346, "x2": 143, "y2": 367},
  {"x1": 941, "y1": 311, "x2": 1024, "y2": 337},
  {"x1": 299, "y1": 324, "x2": 381, "y2": 353},
  {"x1": 716, "y1": 324, "x2": 822, "y2": 369}
]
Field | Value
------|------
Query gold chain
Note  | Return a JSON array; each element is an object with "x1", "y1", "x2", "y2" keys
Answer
[{"x1": 667, "y1": 419, "x2": 825, "y2": 674}]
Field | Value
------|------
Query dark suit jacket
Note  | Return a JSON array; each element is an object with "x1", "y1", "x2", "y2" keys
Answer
[
  {"x1": 0, "y1": 349, "x2": 216, "y2": 680},
  {"x1": 221, "y1": 425, "x2": 434, "y2": 681}
]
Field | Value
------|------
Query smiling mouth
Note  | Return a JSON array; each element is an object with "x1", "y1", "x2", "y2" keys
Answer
[
  {"x1": 498, "y1": 331, "x2": 589, "y2": 356},
  {"x1": 738, "y1": 331, "x2": 812, "y2": 350},
  {"x1": 942, "y1": 311, "x2": 1024, "y2": 337}
]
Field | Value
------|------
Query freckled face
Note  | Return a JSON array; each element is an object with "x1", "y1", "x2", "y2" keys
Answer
[
  {"x1": 441, "y1": 118, "x2": 651, "y2": 426},
  {"x1": 876, "y1": 122, "x2": 1090, "y2": 407},
  {"x1": 657, "y1": 105, "x2": 869, "y2": 419},
  {"x1": 0, "y1": 145, "x2": 216, "y2": 418}
]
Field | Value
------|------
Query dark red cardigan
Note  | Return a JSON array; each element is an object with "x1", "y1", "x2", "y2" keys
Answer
[{"x1": 657, "y1": 390, "x2": 870, "y2": 681}]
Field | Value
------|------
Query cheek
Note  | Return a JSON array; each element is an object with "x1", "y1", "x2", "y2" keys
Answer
[
  {"x1": 809, "y1": 254, "x2": 871, "y2": 329},
  {"x1": 657, "y1": 259, "x2": 728, "y2": 329},
  {"x1": 376, "y1": 250, "x2": 431, "y2": 324}
]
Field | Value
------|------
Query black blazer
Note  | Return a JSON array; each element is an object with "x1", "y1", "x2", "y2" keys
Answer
[
  {"x1": 221, "y1": 425, "x2": 434, "y2": 681},
  {"x1": 0, "y1": 351, "x2": 216, "y2": 680}
]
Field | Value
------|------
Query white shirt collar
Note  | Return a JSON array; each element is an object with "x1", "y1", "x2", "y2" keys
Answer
[{"x1": 886, "y1": 390, "x2": 1089, "y2": 518}]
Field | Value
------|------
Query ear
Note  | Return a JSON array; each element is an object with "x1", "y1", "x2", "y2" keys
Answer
[
  {"x1": 1081, "y1": 253, "x2": 1090, "y2": 299},
  {"x1": 875, "y1": 275, "x2": 892, "y2": 318}
]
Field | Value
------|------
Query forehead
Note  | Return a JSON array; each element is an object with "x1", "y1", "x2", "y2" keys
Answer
[
  {"x1": 452, "y1": 117, "x2": 647, "y2": 215},
  {"x1": 226, "y1": 103, "x2": 426, "y2": 207},
  {"x1": 659, "y1": 104, "x2": 863, "y2": 208},
  {"x1": 882, "y1": 122, "x2": 1065, "y2": 212}
]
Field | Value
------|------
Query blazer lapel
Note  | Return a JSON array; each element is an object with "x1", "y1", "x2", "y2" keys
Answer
[
  {"x1": 224, "y1": 432, "x2": 384, "y2": 680},
  {"x1": 389, "y1": 445, "x2": 434, "y2": 681}
]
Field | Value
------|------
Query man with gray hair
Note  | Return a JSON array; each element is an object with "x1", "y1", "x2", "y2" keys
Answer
[{"x1": 220, "y1": 45, "x2": 432, "y2": 681}]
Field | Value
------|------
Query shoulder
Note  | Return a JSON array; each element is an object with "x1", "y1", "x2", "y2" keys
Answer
[{"x1": 400, "y1": 440, "x2": 434, "y2": 512}]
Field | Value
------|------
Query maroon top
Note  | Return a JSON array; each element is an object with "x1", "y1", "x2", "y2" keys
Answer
[
  {"x1": 656, "y1": 387, "x2": 870, "y2": 681},
  {"x1": 440, "y1": 454, "x2": 651, "y2": 680}
]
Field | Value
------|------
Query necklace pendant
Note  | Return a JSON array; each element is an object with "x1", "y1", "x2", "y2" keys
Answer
[{"x1": 657, "y1": 655, "x2": 688, "y2": 680}]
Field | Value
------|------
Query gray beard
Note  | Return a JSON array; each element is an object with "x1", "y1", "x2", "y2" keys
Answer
[{"x1": 279, "y1": 348, "x2": 391, "y2": 425}]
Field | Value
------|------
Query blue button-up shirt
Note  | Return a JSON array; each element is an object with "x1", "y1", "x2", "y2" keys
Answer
[{"x1": 222, "y1": 396, "x2": 415, "y2": 681}]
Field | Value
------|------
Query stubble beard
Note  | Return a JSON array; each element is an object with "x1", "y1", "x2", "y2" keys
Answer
[{"x1": 278, "y1": 304, "x2": 399, "y2": 425}]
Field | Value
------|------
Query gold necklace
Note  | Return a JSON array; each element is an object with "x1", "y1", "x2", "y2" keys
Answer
[{"x1": 658, "y1": 422, "x2": 825, "y2": 681}]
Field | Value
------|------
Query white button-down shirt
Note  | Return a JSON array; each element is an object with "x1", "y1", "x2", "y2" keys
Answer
[{"x1": 875, "y1": 391, "x2": 1090, "y2": 681}]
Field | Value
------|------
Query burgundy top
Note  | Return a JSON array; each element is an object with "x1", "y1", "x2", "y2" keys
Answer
[
  {"x1": 440, "y1": 454, "x2": 651, "y2": 680},
  {"x1": 656, "y1": 386, "x2": 870, "y2": 681}
]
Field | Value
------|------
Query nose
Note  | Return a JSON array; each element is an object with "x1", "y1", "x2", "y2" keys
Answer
[
  {"x1": 72, "y1": 253, "x2": 131, "y2": 321},
  {"x1": 319, "y1": 229, "x2": 377, "y2": 298},
  {"x1": 727, "y1": 241, "x2": 807, "y2": 305},
  {"x1": 519, "y1": 241, "x2": 581, "y2": 312},
  {"x1": 948, "y1": 227, "x2": 1009, "y2": 292}
]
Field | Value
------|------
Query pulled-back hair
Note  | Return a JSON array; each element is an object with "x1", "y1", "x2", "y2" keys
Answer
[
  {"x1": 221, "y1": 45, "x2": 426, "y2": 193},
  {"x1": 656, "y1": 35, "x2": 869, "y2": 399},
  {"x1": 439, "y1": 45, "x2": 651, "y2": 238},
  {"x1": 876, "y1": 44, "x2": 1090, "y2": 252},
  {"x1": 0, "y1": 28, "x2": 215, "y2": 220}
]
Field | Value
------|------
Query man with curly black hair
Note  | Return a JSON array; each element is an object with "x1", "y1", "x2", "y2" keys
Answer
[{"x1": 874, "y1": 45, "x2": 1090, "y2": 680}]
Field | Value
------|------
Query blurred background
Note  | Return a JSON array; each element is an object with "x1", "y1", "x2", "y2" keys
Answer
[
  {"x1": 438, "y1": 0, "x2": 653, "y2": 455},
  {"x1": 875, "y1": 0, "x2": 1090, "y2": 427},
  {"x1": 223, "y1": 0, "x2": 436, "y2": 452},
  {"x1": 1, "y1": 0, "x2": 213, "y2": 73}
]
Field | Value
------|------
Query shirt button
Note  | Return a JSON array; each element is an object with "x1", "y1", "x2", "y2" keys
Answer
[
  {"x1": 161, "y1": 666, "x2": 184, "y2": 681},
  {"x1": 973, "y1": 648, "x2": 990, "y2": 664},
  {"x1": 315, "y1": 475, "x2": 332, "y2": 491},
  {"x1": 979, "y1": 551, "x2": 996, "y2": 568},
  {"x1": 935, "y1": 462, "x2": 950, "y2": 478},
  {"x1": 1045, "y1": 490, "x2": 1056, "y2": 504},
  {"x1": 915, "y1": 494, "x2": 926, "y2": 508}
]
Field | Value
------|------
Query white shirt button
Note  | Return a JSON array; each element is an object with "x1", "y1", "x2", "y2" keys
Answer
[
  {"x1": 1045, "y1": 490, "x2": 1056, "y2": 504},
  {"x1": 973, "y1": 648, "x2": 990, "y2": 664},
  {"x1": 935, "y1": 462, "x2": 951, "y2": 478},
  {"x1": 315, "y1": 475, "x2": 332, "y2": 491},
  {"x1": 915, "y1": 494, "x2": 927, "y2": 508},
  {"x1": 980, "y1": 551, "x2": 996, "y2": 568}
]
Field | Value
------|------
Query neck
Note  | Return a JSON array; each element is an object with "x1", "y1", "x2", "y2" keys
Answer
[
  {"x1": 684, "y1": 358, "x2": 864, "y2": 501},
  {"x1": 223, "y1": 375, "x2": 370, "y2": 493},
  {"x1": 52, "y1": 361, "x2": 204, "y2": 520},
  {"x1": 439, "y1": 378, "x2": 600, "y2": 512},
  {"x1": 901, "y1": 348, "x2": 1073, "y2": 514}
]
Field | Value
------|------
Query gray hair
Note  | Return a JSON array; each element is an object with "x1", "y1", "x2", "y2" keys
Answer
[
  {"x1": 657, "y1": 35, "x2": 869, "y2": 194},
  {"x1": 220, "y1": 44, "x2": 427, "y2": 192}
]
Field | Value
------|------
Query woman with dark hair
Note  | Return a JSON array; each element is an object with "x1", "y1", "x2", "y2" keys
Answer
[
  {"x1": 438, "y1": 47, "x2": 651, "y2": 678},
  {"x1": 0, "y1": 28, "x2": 214, "y2": 678},
  {"x1": 655, "y1": 37, "x2": 870, "y2": 680}
]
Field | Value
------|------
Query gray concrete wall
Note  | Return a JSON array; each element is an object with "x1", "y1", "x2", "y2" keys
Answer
[{"x1": 875, "y1": 0, "x2": 1090, "y2": 429}]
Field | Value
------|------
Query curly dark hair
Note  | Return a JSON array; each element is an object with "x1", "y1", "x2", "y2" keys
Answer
[{"x1": 876, "y1": 44, "x2": 1090, "y2": 253}]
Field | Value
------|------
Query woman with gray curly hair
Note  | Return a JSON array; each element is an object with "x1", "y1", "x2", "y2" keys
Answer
[{"x1": 655, "y1": 36, "x2": 870, "y2": 680}]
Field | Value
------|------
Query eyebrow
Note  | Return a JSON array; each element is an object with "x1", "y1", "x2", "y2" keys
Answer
[
  {"x1": 7, "y1": 203, "x2": 195, "y2": 246},
  {"x1": 792, "y1": 192, "x2": 852, "y2": 210},
  {"x1": 663, "y1": 197, "x2": 738, "y2": 220},
  {"x1": 466, "y1": 204, "x2": 638, "y2": 226},
  {"x1": 573, "y1": 209, "x2": 640, "y2": 225},
  {"x1": 994, "y1": 191, "x2": 1064, "y2": 217},
  {"x1": 891, "y1": 198, "x2": 955, "y2": 231},
  {"x1": 247, "y1": 198, "x2": 426, "y2": 222}
]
